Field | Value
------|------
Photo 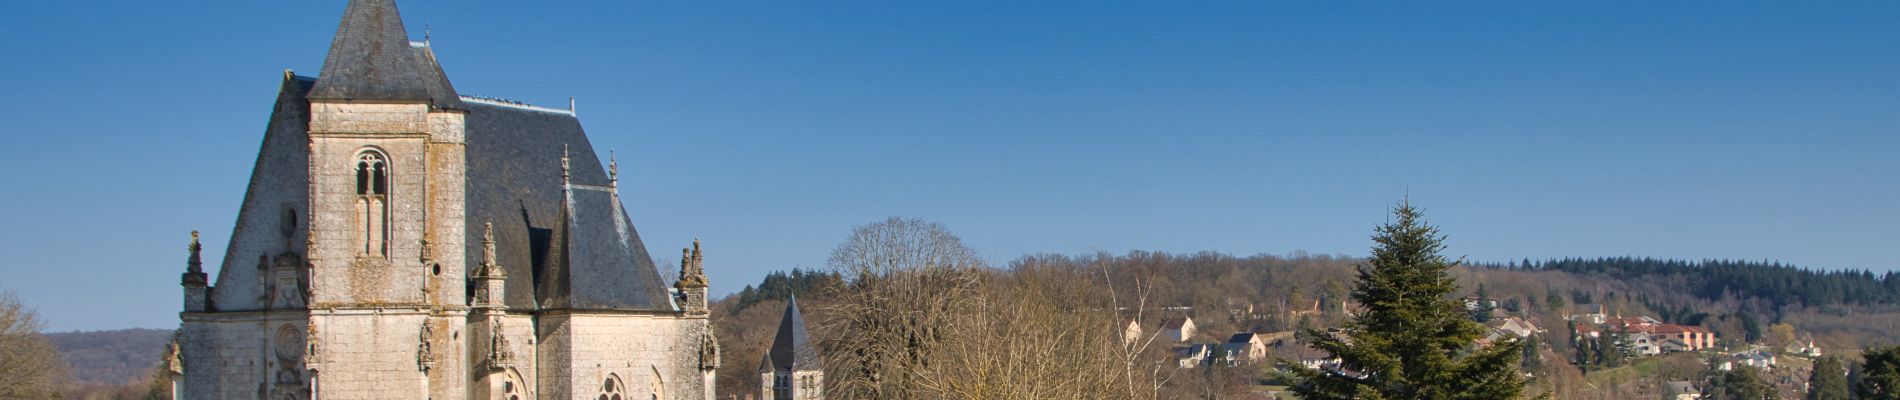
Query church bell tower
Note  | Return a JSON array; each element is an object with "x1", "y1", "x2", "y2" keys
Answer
[{"x1": 300, "y1": 0, "x2": 469, "y2": 398}]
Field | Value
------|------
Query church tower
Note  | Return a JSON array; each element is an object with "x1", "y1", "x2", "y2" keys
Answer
[
  {"x1": 176, "y1": 1, "x2": 717, "y2": 398},
  {"x1": 301, "y1": 0, "x2": 469, "y2": 397},
  {"x1": 759, "y1": 296, "x2": 822, "y2": 400}
]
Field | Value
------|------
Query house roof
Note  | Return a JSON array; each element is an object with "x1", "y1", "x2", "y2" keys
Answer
[
  {"x1": 1173, "y1": 344, "x2": 1213, "y2": 358},
  {"x1": 308, "y1": 0, "x2": 462, "y2": 108},
  {"x1": 761, "y1": 296, "x2": 820, "y2": 373},
  {"x1": 1228, "y1": 332, "x2": 1257, "y2": 344},
  {"x1": 1161, "y1": 317, "x2": 1192, "y2": 330},
  {"x1": 1664, "y1": 381, "x2": 1699, "y2": 395}
]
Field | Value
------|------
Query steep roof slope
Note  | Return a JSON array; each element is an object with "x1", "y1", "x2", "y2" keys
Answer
[
  {"x1": 462, "y1": 101, "x2": 673, "y2": 311},
  {"x1": 307, "y1": 0, "x2": 461, "y2": 109},
  {"x1": 761, "y1": 296, "x2": 820, "y2": 372}
]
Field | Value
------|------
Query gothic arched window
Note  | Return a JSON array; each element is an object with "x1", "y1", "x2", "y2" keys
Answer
[
  {"x1": 502, "y1": 379, "x2": 521, "y2": 400},
  {"x1": 599, "y1": 374, "x2": 623, "y2": 400},
  {"x1": 354, "y1": 150, "x2": 390, "y2": 256}
]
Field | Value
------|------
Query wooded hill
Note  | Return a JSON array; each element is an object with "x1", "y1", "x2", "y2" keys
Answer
[
  {"x1": 712, "y1": 251, "x2": 1900, "y2": 399},
  {"x1": 1488, "y1": 257, "x2": 1900, "y2": 310}
]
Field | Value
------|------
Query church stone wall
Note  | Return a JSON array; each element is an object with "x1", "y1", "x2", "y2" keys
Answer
[
  {"x1": 180, "y1": 311, "x2": 312, "y2": 400},
  {"x1": 309, "y1": 103, "x2": 431, "y2": 134},
  {"x1": 469, "y1": 313, "x2": 540, "y2": 399},
  {"x1": 308, "y1": 310, "x2": 431, "y2": 400},
  {"x1": 424, "y1": 111, "x2": 468, "y2": 308},
  {"x1": 307, "y1": 132, "x2": 430, "y2": 307},
  {"x1": 180, "y1": 319, "x2": 264, "y2": 400},
  {"x1": 536, "y1": 313, "x2": 712, "y2": 400}
]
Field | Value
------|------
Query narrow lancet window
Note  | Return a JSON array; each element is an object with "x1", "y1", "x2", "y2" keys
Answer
[{"x1": 355, "y1": 151, "x2": 389, "y2": 256}]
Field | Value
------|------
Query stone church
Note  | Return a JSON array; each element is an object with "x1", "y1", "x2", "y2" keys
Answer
[
  {"x1": 172, "y1": 0, "x2": 719, "y2": 398},
  {"x1": 758, "y1": 297, "x2": 821, "y2": 400}
]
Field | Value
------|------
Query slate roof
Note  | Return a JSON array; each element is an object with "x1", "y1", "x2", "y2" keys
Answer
[
  {"x1": 462, "y1": 100, "x2": 673, "y2": 311},
  {"x1": 761, "y1": 296, "x2": 820, "y2": 373},
  {"x1": 262, "y1": 0, "x2": 671, "y2": 313},
  {"x1": 1161, "y1": 317, "x2": 1191, "y2": 330},
  {"x1": 308, "y1": 0, "x2": 462, "y2": 109}
]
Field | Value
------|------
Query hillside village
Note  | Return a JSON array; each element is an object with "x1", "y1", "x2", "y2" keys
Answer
[
  {"x1": 693, "y1": 248, "x2": 1892, "y2": 400},
  {"x1": 7, "y1": 1, "x2": 1892, "y2": 398}
]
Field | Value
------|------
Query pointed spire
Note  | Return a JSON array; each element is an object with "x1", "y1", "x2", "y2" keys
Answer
[
  {"x1": 764, "y1": 294, "x2": 818, "y2": 372},
  {"x1": 307, "y1": 0, "x2": 460, "y2": 108}
]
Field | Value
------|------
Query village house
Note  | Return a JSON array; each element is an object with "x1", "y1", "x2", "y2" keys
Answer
[
  {"x1": 1786, "y1": 335, "x2": 1823, "y2": 358},
  {"x1": 1122, "y1": 319, "x2": 1144, "y2": 346},
  {"x1": 1485, "y1": 317, "x2": 1542, "y2": 339},
  {"x1": 1172, "y1": 344, "x2": 1215, "y2": 368},
  {"x1": 1296, "y1": 345, "x2": 1340, "y2": 371},
  {"x1": 1567, "y1": 304, "x2": 1609, "y2": 325},
  {"x1": 1463, "y1": 296, "x2": 1500, "y2": 312},
  {"x1": 1159, "y1": 317, "x2": 1197, "y2": 343},
  {"x1": 1718, "y1": 350, "x2": 1777, "y2": 371},
  {"x1": 1222, "y1": 333, "x2": 1269, "y2": 365}
]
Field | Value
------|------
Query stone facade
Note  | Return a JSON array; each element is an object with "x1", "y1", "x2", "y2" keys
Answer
[{"x1": 173, "y1": 1, "x2": 716, "y2": 399}]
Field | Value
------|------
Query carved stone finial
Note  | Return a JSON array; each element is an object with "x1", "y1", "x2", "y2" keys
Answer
[
  {"x1": 417, "y1": 321, "x2": 435, "y2": 373},
  {"x1": 187, "y1": 231, "x2": 203, "y2": 274},
  {"x1": 479, "y1": 222, "x2": 503, "y2": 279},
  {"x1": 677, "y1": 240, "x2": 708, "y2": 290},
  {"x1": 699, "y1": 330, "x2": 720, "y2": 370},
  {"x1": 486, "y1": 319, "x2": 516, "y2": 370},
  {"x1": 691, "y1": 238, "x2": 703, "y2": 264},
  {"x1": 560, "y1": 144, "x2": 571, "y2": 187},
  {"x1": 608, "y1": 150, "x2": 618, "y2": 188},
  {"x1": 419, "y1": 237, "x2": 434, "y2": 264}
]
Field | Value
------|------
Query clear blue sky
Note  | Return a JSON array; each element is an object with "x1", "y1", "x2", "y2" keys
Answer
[{"x1": 1, "y1": 1, "x2": 1894, "y2": 331}]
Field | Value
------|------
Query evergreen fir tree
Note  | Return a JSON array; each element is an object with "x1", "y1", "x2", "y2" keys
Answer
[
  {"x1": 1472, "y1": 283, "x2": 1495, "y2": 323},
  {"x1": 1808, "y1": 356, "x2": 1849, "y2": 400},
  {"x1": 1707, "y1": 366, "x2": 1774, "y2": 400},
  {"x1": 1284, "y1": 202, "x2": 1531, "y2": 399},
  {"x1": 1858, "y1": 346, "x2": 1900, "y2": 399}
]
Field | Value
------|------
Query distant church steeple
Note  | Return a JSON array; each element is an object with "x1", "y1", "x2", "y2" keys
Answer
[{"x1": 760, "y1": 295, "x2": 822, "y2": 399}]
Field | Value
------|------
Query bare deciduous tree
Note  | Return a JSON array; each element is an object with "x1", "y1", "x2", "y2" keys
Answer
[
  {"x1": 820, "y1": 216, "x2": 986, "y2": 399},
  {"x1": 817, "y1": 216, "x2": 1172, "y2": 400},
  {"x1": 0, "y1": 290, "x2": 69, "y2": 399}
]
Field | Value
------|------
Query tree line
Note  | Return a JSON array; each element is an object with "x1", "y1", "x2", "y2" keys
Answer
[{"x1": 1481, "y1": 257, "x2": 1899, "y2": 310}]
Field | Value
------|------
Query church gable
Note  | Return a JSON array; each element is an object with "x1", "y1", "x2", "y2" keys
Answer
[{"x1": 209, "y1": 74, "x2": 316, "y2": 312}]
